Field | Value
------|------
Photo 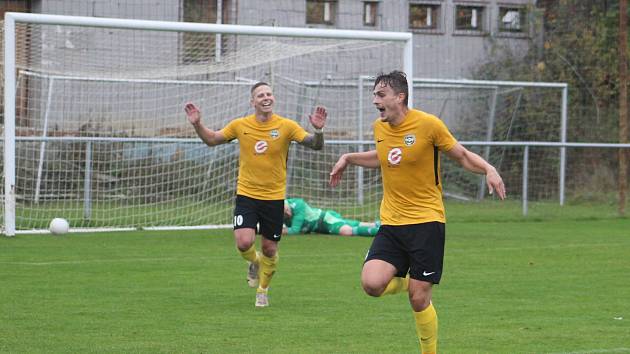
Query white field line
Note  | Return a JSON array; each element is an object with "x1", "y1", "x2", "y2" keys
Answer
[
  {"x1": 0, "y1": 253, "x2": 361, "y2": 266},
  {"x1": 548, "y1": 348, "x2": 630, "y2": 354},
  {"x1": 0, "y1": 257, "x2": 189, "y2": 265},
  {"x1": 449, "y1": 242, "x2": 630, "y2": 253}
]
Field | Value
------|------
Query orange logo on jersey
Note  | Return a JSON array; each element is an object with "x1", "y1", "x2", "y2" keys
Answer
[
  {"x1": 387, "y1": 148, "x2": 402, "y2": 166},
  {"x1": 254, "y1": 140, "x2": 268, "y2": 154}
]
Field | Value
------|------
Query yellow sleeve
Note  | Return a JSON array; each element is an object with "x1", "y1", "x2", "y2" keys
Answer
[
  {"x1": 220, "y1": 119, "x2": 239, "y2": 141},
  {"x1": 288, "y1": 120, "x2": 309, "y2": 143},
  {"x1": 433, "y1": 118, "x2": 458, "y2": 152}
]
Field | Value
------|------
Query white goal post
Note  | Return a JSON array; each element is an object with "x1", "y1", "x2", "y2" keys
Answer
[{"x1": 3, "y1": 13, "x2": 413, "y2": 236}]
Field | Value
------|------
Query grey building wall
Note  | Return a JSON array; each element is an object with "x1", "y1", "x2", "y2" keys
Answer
[
  {"x1": 233, "y1": 0, "x2": 534, "y2": 78},
  {"x1": 29, "y1": 0, "x2": 535, "y2": 79},
  {"x1": 15, "y1": 0, "x2": 536, "y2": 136},
  {"x1": 37, "y1": 0, "x2": 180, "y2": 20}
]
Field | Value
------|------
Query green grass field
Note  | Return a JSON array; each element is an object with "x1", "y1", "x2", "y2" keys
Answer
[{"x1": 1, "y1": 218, "x2": 629, "y2": 353}]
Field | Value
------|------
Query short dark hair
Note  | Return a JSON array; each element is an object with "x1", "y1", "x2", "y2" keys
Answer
[
  {"x1": 251, "y1": 82, "x2": 271, "y2": 95},
  {"x1": 374, "y1": 71, "x2": 408, "y2": 105}
]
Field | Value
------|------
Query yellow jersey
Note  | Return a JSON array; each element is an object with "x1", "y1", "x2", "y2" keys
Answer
[
  {"x1": 374, "y1": 109, "x2": 458, "y2": 225},
  {"x1": 221, "y1": 114, "x2": 309, "y2": 200}
]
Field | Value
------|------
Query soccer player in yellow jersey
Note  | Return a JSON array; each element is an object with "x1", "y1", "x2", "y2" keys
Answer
[
  {"x1": 330, "y1": 71, "x2": 506, "y2": 353},
  {"x1": 185, "y1": 82, "x2": 327, "y2": 307}
]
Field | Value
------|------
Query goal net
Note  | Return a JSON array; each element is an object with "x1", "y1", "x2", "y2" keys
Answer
[
  {"x1": 410, "y1": 79, "x2": 567, "y2": 203},
  {"x1": 2, "y1": 14, "x2": 412, "y2": 234}
]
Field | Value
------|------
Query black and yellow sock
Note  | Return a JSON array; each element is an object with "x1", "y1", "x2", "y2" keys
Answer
[
  {"x1": 380, "y1": 275, "x2": 409, "y2": 296},
  {"x1": 413, "y1": 303, "x2": 438, "y2": 354},
  {"x1": 239, "y1": 244, "x2": 259, "y2": 264},
  {"x1": 258, "y1": 253, "x2": 278, "y2": 289}
]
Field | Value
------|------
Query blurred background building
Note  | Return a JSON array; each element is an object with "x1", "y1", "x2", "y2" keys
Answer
[{"x1": 0, "y1": 0, "x2": 536, "y2": 78}]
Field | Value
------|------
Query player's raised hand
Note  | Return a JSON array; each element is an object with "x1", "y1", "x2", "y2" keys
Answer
[
  {"x1": 309, "y1": 106, "x2": 327, "y2": 130},
  {"x1": 184, "y1": 102, "x2": 201, "y2": 126},
  {"x1": 329, "y1": 155, "x2": 348, "y2": 187},
  {"x1": 486, "y1": 170, "x2": 506, "y2": 200}
]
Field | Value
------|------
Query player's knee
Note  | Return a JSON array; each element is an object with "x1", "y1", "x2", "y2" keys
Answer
[
  {"x1": 235, "y1": 239, "x2": 254, "y2": 251},
  {"x1": 261, "y1": 243, "x2": 278, "y2": 257},
  {"x1": 339, "y1": 225, "x2": 353, "y2": 236},
  {"x1": 234, "y1": 228, "x2": 256, "y2": 251},
  {"x1": 408, "y1": 290, "x2": 431, "y2": 310},
  {"x1": 362, "y1": 281, "x2": 385, "y2": 297}
]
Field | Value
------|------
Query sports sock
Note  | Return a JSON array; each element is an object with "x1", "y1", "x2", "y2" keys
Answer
[
  {"x1": 258, "y1": 253, "x2": 278, "y2": 289},
  {"x1": 380, "y1": 275, "x2": 409, "y2": 296},
  {"x1": 351, "y1": 225, "x2": 379, "y2": 237},
  {"x1": 413, "y1": 303, "x2": 438, "y2": 354},
  {"x1": 239, "y1": 244, "x2": 259, "y2": 264}
]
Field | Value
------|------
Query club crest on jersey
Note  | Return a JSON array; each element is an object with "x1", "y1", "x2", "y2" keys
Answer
[
  {"x1": 254, "y1": 140, "x2": 268, "y2": 154},
  {"x1": 404, "y1": 134, "x2": 416, "y2": 146},
  {"x1": 387, "y1": 148, "x2": 402, "y2": 166},
  {"x1": 270, "y1": 129, "x2": 279, "y2": 139}
]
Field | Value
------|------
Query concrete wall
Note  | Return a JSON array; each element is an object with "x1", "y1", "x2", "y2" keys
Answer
[
  {"x1": 233, "y1": 0, "x2": 534, "y2": 78},
  {"x1": 30, "y1": 0, "x2": 535, "y2": 79}
]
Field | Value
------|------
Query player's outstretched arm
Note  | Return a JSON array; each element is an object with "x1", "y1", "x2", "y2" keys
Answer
[
  {"x1": 284, "y1": 208, "x2": 306, "y2": 235},
  {"x1": 300, "y1": 106, "x2": 327, "y2": 150},
  {"x1": 184, "y1": 102, "x2": 227, "y2": 147},
  {"x1": 329, "y1": 150, "x2": 379, "y2": 187},
  {"x1": 445, "y1": 143, "x2": 506, "y2": 199}
]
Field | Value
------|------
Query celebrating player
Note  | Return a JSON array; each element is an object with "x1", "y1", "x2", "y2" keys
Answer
[
  {"x1": 283, "y1": 198, "x2": 380, "y2": 237},
  {"x1": 185, "y1": 82, "x2": 327, "y2": 307},
  {"x1": 329, "y1": 71, "x2": 505, "y2": 353}
]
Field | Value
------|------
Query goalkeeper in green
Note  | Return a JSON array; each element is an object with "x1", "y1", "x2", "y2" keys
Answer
[{"x1": 283, "y1": 198, "x2": 379, "y2": 236}]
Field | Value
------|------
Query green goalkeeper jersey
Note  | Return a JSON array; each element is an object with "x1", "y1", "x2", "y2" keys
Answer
[
  {"x1": 284, "y1": 198, "x2": 323, "y2": 235},
  {"x1": 285, "y1": 198, "x2": 378, "y2": 236}
]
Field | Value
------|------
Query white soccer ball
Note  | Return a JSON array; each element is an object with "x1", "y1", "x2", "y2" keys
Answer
[{"x1": 49, "y1": 218, "x2": 70, "y2": 235}]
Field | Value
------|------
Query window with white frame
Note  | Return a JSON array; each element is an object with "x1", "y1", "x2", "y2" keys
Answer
[
  {"x1": 364, "y1": 1, "x2": 378, "y2": 26},
  {"x1": 499, "y1": 6, "x2": 526, "y2": 33},
  {"x1": 409, "y1": 3, "x2": 441, "y2": 30},
  {"x1": 455, "y1": 4, "x2": 485, "y2": 32},
  {"x1": 306, "y1": 0, "x2": 337, "y2": 25},
  {"x1": 182, "y1": 0, "x2": 220, "y2": 63}
]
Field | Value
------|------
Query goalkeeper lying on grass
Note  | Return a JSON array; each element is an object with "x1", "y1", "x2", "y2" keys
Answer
[{"x1": 283, "y1": 198, "x2": 380, "y2": 236}]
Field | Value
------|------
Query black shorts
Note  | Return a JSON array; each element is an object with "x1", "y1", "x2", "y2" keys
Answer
[
  {"x1": 233, "y1": 194, "x2": 284, "y2": 241},
  {"x1": 364, "y1": 222, "x2": 445, "y2": 284}
]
